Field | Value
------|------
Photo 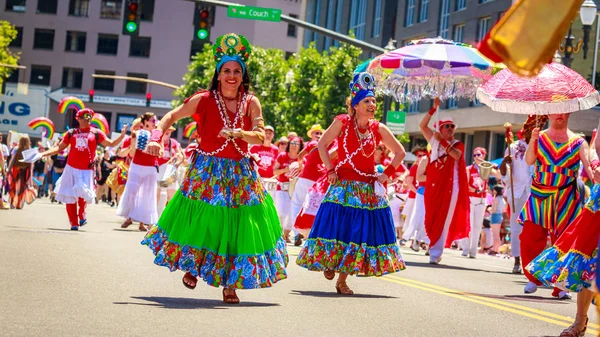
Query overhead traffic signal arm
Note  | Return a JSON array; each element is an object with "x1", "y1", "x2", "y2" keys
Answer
[{"x1": 123, "y1": 0, "x2": 141, "y2": 36}]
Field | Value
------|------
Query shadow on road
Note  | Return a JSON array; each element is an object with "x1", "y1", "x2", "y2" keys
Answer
[
  {"x1": 112, "y1": 229, "x2": 147, "y2": 233},
  {"x1": 405, "y1": 261, "x2": 513, "y2": 275},
  {"x1": 290, "y1": 290, "x2": 398, "y2": 299},
  {"x1": 462, "y1": 292, "x2": 570, "y2": 305},
  {"x1": 114, "y1": 296, "x2": 280, "y2": 309}
]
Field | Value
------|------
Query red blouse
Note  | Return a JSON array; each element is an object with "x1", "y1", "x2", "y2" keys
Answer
[
  {"x1": 334, "y1": 114, "x2": 382, "y2": 183},
  {"x1": 188, "y1": 91, "x2": 252, "y2": 160}
]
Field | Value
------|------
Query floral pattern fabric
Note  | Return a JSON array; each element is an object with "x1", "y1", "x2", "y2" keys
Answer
[
  {"x1": 526, "y1": 246, "x2": 597, "y2": 292},
  {"x1": 325, "y1": 180, "x2": 388, "y2": 209}
]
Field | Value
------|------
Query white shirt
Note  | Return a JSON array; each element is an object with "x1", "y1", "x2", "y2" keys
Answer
[
  {"x1": 501, "y1": 139, "x2": 533, "y2": 199},
  {"x1": 0, "y1": 144, "x2": 8, "y2": 158}
]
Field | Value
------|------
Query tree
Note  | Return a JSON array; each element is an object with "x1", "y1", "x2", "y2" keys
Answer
[{"x1": 0, "y1": 21, "x2": 20, "y2": 87}]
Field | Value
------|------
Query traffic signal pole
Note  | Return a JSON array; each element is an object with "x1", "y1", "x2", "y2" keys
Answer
[{"x1": 182, "y1": 0, "x2": 387, "y2": 54}]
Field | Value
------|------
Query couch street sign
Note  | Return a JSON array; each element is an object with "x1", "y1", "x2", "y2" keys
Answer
[{"x1": 227, "y1": 5, "x2": 281, "y2": 22}]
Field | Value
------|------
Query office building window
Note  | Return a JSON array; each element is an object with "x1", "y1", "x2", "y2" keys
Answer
[
  {"x1": 100, "y1": 0, "x2": 122, "y2": 19},
  {"x1": 129, "y1": 36, "x2": 151, "y2": 58},
  {"x1": 455, "y1": 0, "x2": 466, "y2": 11},
  {"x1": 312, "y1": 0, "x2": 322, "y2": 42},
  {"x1": 479, "y1": 0, "x2": 492, "y2": 3},
  {"x1": 439, "y1": 0, "x2": 451, "y2": 39},
  {"x1": 405, "y1": 0, "x2": 415, "y2": 27},
  {"x1": 419, "y1": 0, "x2": 429, "y2": 23},
  {"x1": 372, "y1": 0, "x2": 382, "y2": 37},
  {"x1": 324, "y1": 0, "x2": 336, "y2": 48},
  {"x1": 453, "y1": 24, "x2": 465, "y2": 43},
  {"x1": 33, "y1": 29, "x2": 55, "y2": 50},
  {"x1": 97, "y1": 34, "x2": 119, "y2": 55},
  {"x1": 287, "y1": 14, "x2": 298, "y2": 37},
  {"x1": 65, "y1": 31, "x2": 86, "y2": 52},
  {"x1": 69, "y1": 0, "x2": 89, "y2": 17},
  {"x1": 37, "y1": 0, "x2": 57, "y2": 14},
  {"x1": 93, "y1": 70, "x2": 115, "y2": 91},
  {"x1": 30, "y1": 65, "x2": 51, "y2": 86},
  {"x1": 349, "y1": 0, "x2": 367, "y2": 40},
  {"x1": 62, "y1": 67, "x2": 83, "y2": 89},
  {"x1": 126, "y1": 72, "x2": 147, "y2": 94},
  {"x1": 477, "y1": 16, "x2": 492, "y2": 42},
  {"x1": 304, "y1": 0, "x2": 316, "y2": 46},
  {"x1": 333, "y1": 0, "x2": 344, "y2": 47},
  {"x1": 140, "y1": 0, "x2": 154, "y2": 21},
  {"x1": 406, "y1": 101, "x2": 419, "y2": 114},
  {"x1": 6, "y1": 69, "x2": 19, "y2": 83},
  {"x1": 5, "y1": 0, "x2": 26, "y2": 12},
  {"x1": 9, "y1": 27, "x2": 23, "y2": 48}
]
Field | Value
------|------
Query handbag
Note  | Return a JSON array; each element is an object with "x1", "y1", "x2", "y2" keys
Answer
[{"x1": 24, "y1": 186, "x2": 37, "y2": 204}]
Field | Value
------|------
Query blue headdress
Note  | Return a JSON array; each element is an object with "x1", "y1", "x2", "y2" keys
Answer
[
  {"x1": 213, "y1": 33, "x2": 252, "y2": 75},
  {"x1": 349, "y1": 72, "x2": 376, "y2": 107}
]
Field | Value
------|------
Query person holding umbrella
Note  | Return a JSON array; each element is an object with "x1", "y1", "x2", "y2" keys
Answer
[{"x1": 419, "y1": 98, "x2": 471, "y2": 265}]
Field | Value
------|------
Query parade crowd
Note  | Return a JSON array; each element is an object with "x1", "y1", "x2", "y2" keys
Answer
[{"x1": 1, "y1": 32, "x2": 600, "y2": 337}]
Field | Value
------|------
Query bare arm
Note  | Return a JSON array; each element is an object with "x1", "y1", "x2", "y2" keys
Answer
[
  {"x1": 525, "y1": 128, "x2": 540, "y2": 165},
  {"x1": 405, "y1": 175, "x2": 418, "y2": 194},
  {"x1": 419, "y1": 98, "x2": 440, "y2": 142},
  {"x1": 272, "y1": 160, "x2": 288, "y2": 177},
  {"x1": 101, "y1": 125, "x2": 128, "y2": 148},
  {"x1": 319, "y1": 120, "x2": 343, "y2": 172},
  {"x1": 379, "y1": 123, "x2": 406, "y2": 171},
  {"x1": 40, "y1": 142, "x2": 69, "y2": 158},
  {"x1": 232, "y1": 96, "x2": 265, "y2": 145},
  {"x1": 447, "y1": 142, "x2": 463, "y2": 161},
  {"x1": 579, "y1": 140, "x2": 593, "y2": 181},
  {"x1": 416, "y1": 157, "x2": 428, "y2": 182}
]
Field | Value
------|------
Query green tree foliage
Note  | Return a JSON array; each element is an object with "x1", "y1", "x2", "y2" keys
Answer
[{"x1": 0, "y1": 21, "x2": 21, "y2": 86}]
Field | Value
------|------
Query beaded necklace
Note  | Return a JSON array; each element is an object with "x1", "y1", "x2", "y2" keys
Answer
[
  {"x1": 353, "y1": 117, "x2": 375, "y2": 158},
  {"x1": 334, "y1": 116, "x2": 378, "y2": 179},
  {"x1": 195, "y1": 90, "x2": 249, "y2": 158}
]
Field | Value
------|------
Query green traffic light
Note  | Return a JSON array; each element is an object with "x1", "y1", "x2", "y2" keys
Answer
[
  {"x1": 126, "y1": 22, "x2": 138, "y2": 33},
  {"x1": 197, "y1": 29, "x2": 208, "y2": 40}
]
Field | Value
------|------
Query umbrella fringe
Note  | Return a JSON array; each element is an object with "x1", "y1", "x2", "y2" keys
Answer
[{"x1": 476, "y1": 89, "x2": 600, "y2": 114}]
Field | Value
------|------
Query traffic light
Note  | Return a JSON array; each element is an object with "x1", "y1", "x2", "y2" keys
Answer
[
  {"x1": 193, "y1": 5, "x2": 211, "y2": 42},
  {"x1": 89, "y1": 89, "x2": 94, "y2": 103},
  {"x1": 122, "y1": 0, "x2": 140, "y2": 36},
  {"x1": 146, "y1": 92, "x2": 152, "y2": 107}
]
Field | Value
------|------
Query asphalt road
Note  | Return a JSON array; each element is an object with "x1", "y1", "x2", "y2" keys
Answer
[{"x1": 1, "y1": 198, "x2": 597, "y2": 337}]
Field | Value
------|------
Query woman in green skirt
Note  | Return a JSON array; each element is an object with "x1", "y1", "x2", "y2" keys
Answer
[{"x1": 143, "y1": 33, "x2": 287, "y2": 304}]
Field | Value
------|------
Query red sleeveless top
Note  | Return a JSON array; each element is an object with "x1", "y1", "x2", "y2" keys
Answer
[
  {"x1": 334, "y1": 114, "x2": 382, "y2": 183},
  {"x1": 187, "y1": 91, "x2": 252, "y2": 160}
]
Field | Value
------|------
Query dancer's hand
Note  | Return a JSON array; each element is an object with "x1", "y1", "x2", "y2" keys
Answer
[
  {"x1": 327, "y1": 172, "x2": 338, "y2": 185},
  {"x1": 433, "y1": 98, "x2": 441, "y2": 110},
  {"x1": 120, "y1": 124, "x2": 128, "y2": 135},
  {"x1": 146, "y1": 141, "x2": 162, "y2": 156},
  {"x1": 530, "y1": 128, "x2": 540, "y2": 142},
  {"x1": 218, "y1": 127, "x2": 233, "y2": 139},
  {"x1": 377, "y1": 173, "x2": 389, "y2": 184}
]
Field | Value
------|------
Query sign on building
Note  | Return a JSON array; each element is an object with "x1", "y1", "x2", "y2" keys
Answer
[
  {"x1": 386, "y1": 111, "x2": 406, "y2": 135},
  {"x1": 0, "y1": 84, "x2": 50, "y2": 136}
]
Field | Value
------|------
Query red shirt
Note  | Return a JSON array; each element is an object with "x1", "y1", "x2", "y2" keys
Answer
[
  {"x1": 299, "y1": 140, "x2": 325, "y2": 182},
  {"x1": 407, "y1": 164, "x2": 419, "y2": 199},
  {"x1": 275, "y1": 152, "x2": 295, "y2": 185},
  {"x1": 157, "y1": 138, "x2": 182, "y2": 166},
  {"x1": 131, "y1": 132, "x2": 158, "y2": 167},
  {"x1": 250, "y1": 144, "x2": 279, "y2": 178},
  {"x1": 334, "y1": 114, "x2": 382, "y2": 183},
  {"x1": 467, "y1": 164, "x2": 487, "y2": 198},
  {"x1": 62, "y1": 128, "x2": 107, "y2": 170}
]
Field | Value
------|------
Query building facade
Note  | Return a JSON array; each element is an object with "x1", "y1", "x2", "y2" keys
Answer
[
  {"x1": 2, "y1": 0, "x2": 302, "y2": 142},
  {"x1": 301, "y1": 0, "x2": 600, "y2": 162}
]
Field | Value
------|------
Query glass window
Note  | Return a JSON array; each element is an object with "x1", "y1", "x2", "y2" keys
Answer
[
  {"x1": 372, "y1": 0, "x2": 382, "y2": 37},
  {"x1": 477, "y1": 17, "x2": 492, "y2": 42},
  {"x1": 117, "y1": 113, "x2": 137, "y2": 132},
  {"x1": 69, "y1": 0, "x2": 90, "y2": 17},
  {"x1": 348, "y1": 0, "x2": 367, "y2": 40},
  {"x1": 125, "y1": 72, "x2": 147, "y2": 94},
  {"x1": 287, "y1": 14, "x2": 298, "y2": 37},
  {"x1": 418, "y1": 0, "x2": 428, "y2": 23},
  {"x1": 479, "y1": 0, "x2": 492, "y2": 3},
  {"x1": 65, "y1": 31, "x2": 86, "y2": 52},
  {"x1": 129, "y1": 36, "x2": 151, "y2": 58},
  {"x1": 62, "y1": 67, "x2": 83, "y2": 89},
  {"x1": 9, "y1": 27, "x2": 23, "y2": 48},
  {"x1": 5, "y1": 0, "x2": 26, "y2": 12},
  {"x1": 405, "y1": 0, "x2": 415, "y2": 27},
  {"x1": 30, "y1": 65, "x2": 51, "y2": 86},
  {"x1": 455, "y1": 0, "x2": 466, "y2": 11},
  {"x1": 33, "y1": 28, "x2": 55, "y2": 50},
  {"x1": 93, "y1": 70, "x2": 115, "y2": 91},
  {"x1": 333, "y1": 0, "x2": 343, "y2": 47},
  {"x1": 97, "y1": 34, "x2": 119, "y2": 55},
  {"x1": 140, "y1": 0, "x2": 154, "y2": 21},
  {"x1": 100, "y1": 0, "x2": 122, "y2": 19},
  {"x1": 439, "y1": 0, "x2": 451, "y2": 39},
  {"x1": 312, "y1": 0, "x2": 322, "y2": 42},
  {"x1": 37, "y1": 0, "x2": 57, "y2": 14},
  {"x1": 453, "y1": 24, "x2": 465, "y2": 43},
  {"x1": 6, "y1": 69, "x2": 19, "y2": 83},
  {"x1": 405, "y1": 100, "x2": 419, "y2": 114}
]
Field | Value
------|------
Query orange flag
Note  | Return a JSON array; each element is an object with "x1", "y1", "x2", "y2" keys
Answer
[{"x1": 479, "y1": 0, "x2": 584, "y2": 76}]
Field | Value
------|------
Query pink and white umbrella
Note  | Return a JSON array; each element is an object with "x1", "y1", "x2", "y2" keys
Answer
[{"x1": 476, "y1": 62, "x2": 600, "y2": 115}]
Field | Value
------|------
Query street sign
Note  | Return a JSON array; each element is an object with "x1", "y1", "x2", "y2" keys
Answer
[
  {"x1": 0, "y1": 83, "x2": 50, "y2": 136},
  {"x1": 227, "y1": 5, "x2": 281, "y2": 22},
  {"x1": 386, "y1": 111, "x2": 406, "y2": 135},
  {"x1": 46, "y1": 88, "x2": 172, "y2": 109}
]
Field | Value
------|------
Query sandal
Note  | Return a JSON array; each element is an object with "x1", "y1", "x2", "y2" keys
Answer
[
  {"x1": 121, "y1": 219, "x2": 132, "y2": 228},
  {"x1": 560, "y1": 315, "x2": 588, "y2": 337},
  {"x1": 222, "y1": 288, "x2": 240, "y2": 304},
  {"x1": 182, "y1": 272, "x2": 197, "y2": 290},
  {"x1": 138, "y1": 223, "x2": 147, "y2": 231},
  {"x1": 335, "y1": 281, "x2": 354, "y2": 295},
  {"x1": 323, "y1": 270, "x2": 335, "y2": 280}
]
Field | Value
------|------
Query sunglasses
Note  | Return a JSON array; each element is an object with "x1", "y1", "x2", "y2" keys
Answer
[
  {"x1": 442, "y1": 124, "x2": 456, "y2": 129},
  {"x1": 473, "y1": 153, "x2": 483, "y2": 157},
  {"x1": 290, "y1": 142, "x2": 301, "y2": 145},
  {"x1": 313, "y1": 132, "x2": 323, "y2": 135}
]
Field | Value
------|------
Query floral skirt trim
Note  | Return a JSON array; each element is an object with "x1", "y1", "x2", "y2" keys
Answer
[
  {"x1": 142, "y1": 226, "x2": 289, "y2": 289},
  {"x1": 296, "y1": 238, "x2": 405, "y2": 277},
  {"x1": 526, "y1": 246, "x2": 597, "y2": 292},
  {"x1": 324, "y1": 179, "x2": 388, "y2": 210}
]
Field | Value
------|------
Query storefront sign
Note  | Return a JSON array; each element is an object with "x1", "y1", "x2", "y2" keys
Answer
[{"x1": 0, "y1": 84, "x2": 50, "y2": 136}]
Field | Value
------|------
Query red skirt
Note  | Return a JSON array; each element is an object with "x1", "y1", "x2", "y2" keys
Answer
[
  {"x1": 8, "y1": 166, "x2": 31, "y2": 209},
  {"x1": 294, "y1": 174, "x2": 329, "y2": 231}
]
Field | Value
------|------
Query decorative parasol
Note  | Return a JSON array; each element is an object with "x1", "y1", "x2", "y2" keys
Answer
[
  {"x1": 476, "y1": 62, "x2": 600, "y2": 115},
  {"x1": 367, "y1": 37, "x2": 504, "y2": 103}
]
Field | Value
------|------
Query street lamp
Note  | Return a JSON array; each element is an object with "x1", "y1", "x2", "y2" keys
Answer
[{"x1": 559, "y1": 0, "x2": 597, "y2": 67}]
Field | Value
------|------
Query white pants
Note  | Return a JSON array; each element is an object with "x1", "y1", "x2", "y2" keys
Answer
[
  {"x1": 459, "y1": 197, "x2": 487, "y2": 257},
  {"x1": 429, "y1": 167, "x2": 459, "y2": 261},
  {"x1": 389, "y1": 195, "x2": 404, "y2": 228},
  {"x1": 402, "y1": 193, "x2": 429, "y2": 243},
  {"x1": 116, "y1": 163, "x2": 158, "y2": 224},
  {"x1": 401, "y1": 197, "x2": 416, "y2": 231},
  {"x1": 290, "y1": 177, "x2": 315, "y2": 223},
  {"x1": 508, "y1": 190, "x2": 530, "y2": 257},
  {"x1": 275, "y1": 190, "x2": 295, "y2": 233}
]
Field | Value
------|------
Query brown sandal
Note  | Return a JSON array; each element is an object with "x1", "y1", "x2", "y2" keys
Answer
[
  {"x1": 182, "y1": 272, "x2": 197, "y2": 290},
  {"x1": 121, "y1": 219, "x2": 133, "y2": 228},
  {"x1": 335, "y1": 281, "x2": 354, "y2": 295},
  {"x1": 324, "y1": 270, "x2": 335, "y2": 280},
  {"x1": 222, "y1": 288, "x2": 240, "y2": 304},
  {"x1": 560, "y1": 315, "x2": 588, "y2": 337},
  {"x1": 139, "y1": 223, "x2": 148, "y2": 231}
]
